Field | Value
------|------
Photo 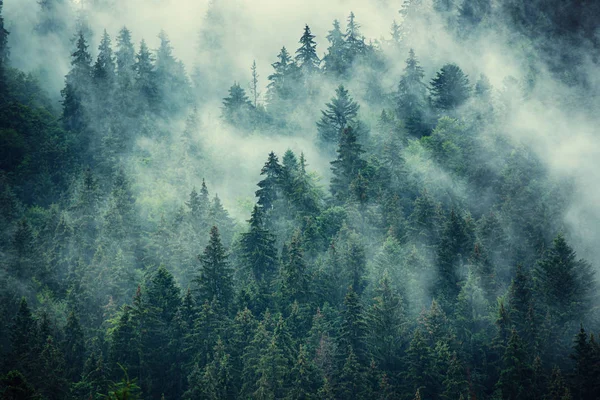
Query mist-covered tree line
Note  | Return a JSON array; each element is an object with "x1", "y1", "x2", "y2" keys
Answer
[{"x1": 1, "y1": 0, "x2": 600, "y2": 399}]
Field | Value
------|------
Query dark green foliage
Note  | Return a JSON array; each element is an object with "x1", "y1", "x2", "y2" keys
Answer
[
  {"x1": 256, "y1": 152, "x2": 283, "y2": 212},
  {"x1": 430, "y1": 63, "x2": 471, "y2": 111},
  {"x1": 330, "y1": 126, "x2": 367, "y2": 203},
  {"x1": 534, "y1": 234, "x2": 595, "y2": 326},
  {"x1": 222, "y1": 82, "x2": 254, "y2": 127},
  {"x1": 196, "y1": 226, "x2": 234, "y2": 309},
  {"x1": 0, "y1": 3, "x2": 599, "y2": 400},
  {"x1": 295, "y1": 25, "x2": 320, "y2": 74},
  {"x1": 317, "y1": 85, "x2": 359, "y2": 146},
  {"x1": 396, "y1": 49, "x2": 429, "y2": 137},
  {"x1": 496, "y1": 329, "x2": 533, "y2": 400}
]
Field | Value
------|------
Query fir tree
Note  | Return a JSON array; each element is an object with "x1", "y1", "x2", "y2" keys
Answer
[
  {"x1": 330, "y1": 126, "x2": 367, "y2": 202},
  {"x1": 317, "y1": 85, "x2": 360, "y2": 146},
  {"x1": 222, "y1": 82, "x2": 253, "y2": 127},
  {"x1": 256, "y1": 152, "x2": 283, "y2": 212},
  {"x1": 396, "y1": 49, "x2": 429, "y2": 137},
  {"x1": 430, "y1": 63, "x2": 471, "y2": 111},
  {"x1": 496, "y1": 329, "x2": 533, "y2": 400},
  {"x1": 340, "y1": 286, "x2": 368, "y2": 363},
  {"x1": 62, "y1": 311, "x2": 85, "y2": 382},
  {"x1": 295, "y1": 25, "x2": 320, "y2": 74},
  {"x1": 196, "y1": 226, "x2": 234, "y2": 309},
  {"x1": 322, "y1": 20, "x2": 346, "y2": 76},
  {"x1": 241, "y1": 205, "x2": 278, "y2": 285},
  {"x1": 534, "y1": 234, "x2": 595, "y2": 326}
]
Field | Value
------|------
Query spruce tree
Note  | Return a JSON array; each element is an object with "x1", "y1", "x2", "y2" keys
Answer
[
  {"x1": 62, "y1": 30, "x2": 92, "y2": 133},
  {"x1": 396, "y1": 49, "x2": 429, "y2": 137},
  {"x1": 281, "y1": 232, "x2": 309, "y2": 305},
  {"x1": 322, "y1": 20, "x2": 346, "y2": 76},
  {"x1": 430, "y1": 63, "x2": 471, "y2": 111},
  {"x1": 317, "y1": 85, "x2": 360, "y2": 146},
  {"x1": 62, "y1": 311, "x2": 85, "y2": 382},
  {"x1": 133, "y1": 39, "x2": 158, "y2": 111},
  {"x1": 496, "y1": 329, "x2": 533, "y2": 400},
  {"x1": 534, "y1": 234, "x2": 595, "y2": 326},
  {"x1": 330, "y1": 126, "x2": 367, "y2": 202},
  {"x1": 295, "y1": 25, "x2": 320, "y2": 74},
  {"x1": 222, "y1": 82, "x2": 254, "y2": 127},
  {"x1": 256, "y1": 152, "x2": 283, "y2": 212},
  {"x1": 340, "y1": 286, "x2": 368, "y2": 363},
  {"x1": 241, "y1": 205, "x2": 278, "y2": 285},
  {"x1": 196, "y1": 226, "x2": 233, "y2": 309}
]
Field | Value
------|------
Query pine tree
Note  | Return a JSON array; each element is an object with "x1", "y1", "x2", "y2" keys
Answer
[
  {"x1": 322, "y1": 20, "x2": 346, "y2": 76},
  {"x1": 396, "y1": 49, "x2": 429, "y2": 137},
  {"x1": 266, "y1": 47, "x2": 301, "y2": 116},
  {"x1": 330, "y1": 126, "x2": 367, "y2": 202},
  {"x1": 287, "y1": 345, "x2": 320, "y2": 399},
  {"x1": 281, "y1": 232, "x2": 309, "y2": 305},
  {"x1": 430, "y1": 63, "x2": 471, "y2": 111},
  {"x1": 196, "y1": 226, "x2": 233, "y2": 309},
  {"x1": 256, "y1": 152, "x2": 283, "y2": 212},
  {"x1": 406, "y1": 328, "x2": 438, "y2": 399},
  {"x1": 93, "y1": 30, "x2": 116, "y2": 89},
  {"x1": 0, "y1": 370, "x2": 41, "y2": 400},
  {"x1": 496, "y1": 329, "x2": 533, "y2": 400},
  {"x1": 317, "y1": 85, "x2": 360, "y2": 145},
  {"x1": 241, "y1": 205, "x2": 278, "y2": 285},
  {"x1": 62, "y1": 30, "x2": 92, "y2": 133},
  {"x1": 250, "y1": 60, "x2": 260, "y2": 108},
  {"x1": 344, "y1": 12, "x2": 366, "y2": 64},
  {"x1": 368, "y1": 272, "x2": 406, "y2": 372},
  {"x1": 37, "y1": 336, "x2": 68, "y2": 400},
  {"x1": 200, "y1": 338, "x2": 233, "y2": 399},
  {"x1": 507, "y1": 265, "x2": 536, "y2": 348},
  {"x1": 534, "y1": 234, "x2": 595, "y2": 326},
  {"x1": 10, "y1": 298, "x2": 38, "y2": 375},
  {"x1": 133, "y1": 39, "x2": 158, "y2": 111},
  {"x1": 222, "y1": 82, "x2": 254, "y2": 127},
  {"x1": 155, "y1": 30, "x2": 190, "y2": 115},
  {"x1": 435, "y1": 209, "x2": 471, "y2": 305},
  {"x1": 62, "y1": 311, "x2": 85, "y2": 382},
  {"x1": 109, "y1": 306, "x2": 139, "y2": 381},
  {"x1": 340, "y1": 286, "x2": 368, "y2": 363},
  {"x1": 337, "y1": 347, "x2": 367, "y2": 399},
  {"x1": 295, "y1": 25, "x2": 320, "y2": 75}
]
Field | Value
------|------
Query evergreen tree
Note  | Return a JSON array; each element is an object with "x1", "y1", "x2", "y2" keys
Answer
[
  {"x1": 133, "y1": 39, "x2": 158, "y2": 111},
  {"x1": 368, "y1": 272, "x2": 406, "y2": 372},
  {"x1": 256, "y1": 152, "x2": 283, "y2": 212},
  {"x1": 396, "y1": 49, "x2": 429, "y2": 137},
  {"x1": 340, "y1": 286, "x2": 368, "y2": 363},
  {"x1": 281, "y1": 232, "x2": 309, "y2": 305},
  {"x1": 430, "y1": 63, "x2": 471, "y2": 111},
  {"x1": 287, "y1": 345, "x2": 320, "y2": 400},
  {"x1": 196, "y1": 226, "x2": 234, "y2": 309},
  {"x1": 317, "y1": 85, "x2": 360, "y2": 146},
  {"x1": 9, "y1": 298, "x2": 37, "y2": 376},
  {"x1": 496, "y1": 329, "x2": 533, "y2": 400},
  {"x1": 534, "y1": 234, "x2": 595, "y2": 326},
  {"x1": 322, "y1": 20, "x2": 346, "y2": 76},
  {"x1": 241, "y1": 205, "x2": 278, "y2": 285},
  {"x1": 93, "y1": 30, "x2": 116, "y2": 90},
  {"x1": 62, "y1": 30, "x2": 92, "y2": 133},
  {"x1": 222, "y1": 82, "x2": 254, "y2": 127},
  {"x1": 295, "y1": 25, "x2": 320, "y2": 75},
  {"x1": 406, "y1": 328, "x2": 438, "y2": 399},
  {"x1": 330, "y1": 126, "x2": 367, "y2": 202},
  {"x1": 337, "y1": 347, "x2": 367, "y2": 400},
  {"x1": 344, "y1": 12, "x2": 366, "y2": 64},
  {"x1": 62, "y1": 311, "x2": 85, "y2": 382},
  {"x1": 435, "y1": 209, "x2": 471, "y2": 305}
]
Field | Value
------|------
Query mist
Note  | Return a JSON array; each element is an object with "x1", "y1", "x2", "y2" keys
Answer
[{"x1": 1, "y1": 0, "x2": 599, "y2": 398}]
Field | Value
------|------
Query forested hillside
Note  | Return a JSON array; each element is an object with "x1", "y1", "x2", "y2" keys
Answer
[{"x1": 1, "y1": 0, "x2": 600, "y2": 399}]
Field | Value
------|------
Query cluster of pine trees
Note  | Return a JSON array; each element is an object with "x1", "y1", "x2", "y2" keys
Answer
[{"x1": 1, "y1": 0, "x2": 600, "y2": 399}]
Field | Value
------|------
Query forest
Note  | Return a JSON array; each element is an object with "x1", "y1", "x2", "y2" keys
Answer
[{"x1": 1, "y1": 0, "x2": 600, "y2": 399}]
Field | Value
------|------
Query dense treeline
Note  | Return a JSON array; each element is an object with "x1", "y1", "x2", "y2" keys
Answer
[{"x1": 1, "y1": 0, "x2": 600, "y2": 399}]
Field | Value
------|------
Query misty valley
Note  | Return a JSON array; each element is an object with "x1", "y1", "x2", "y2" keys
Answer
[{"x1": 1, "y1": 0, "x2": 600, "y2": 399}]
